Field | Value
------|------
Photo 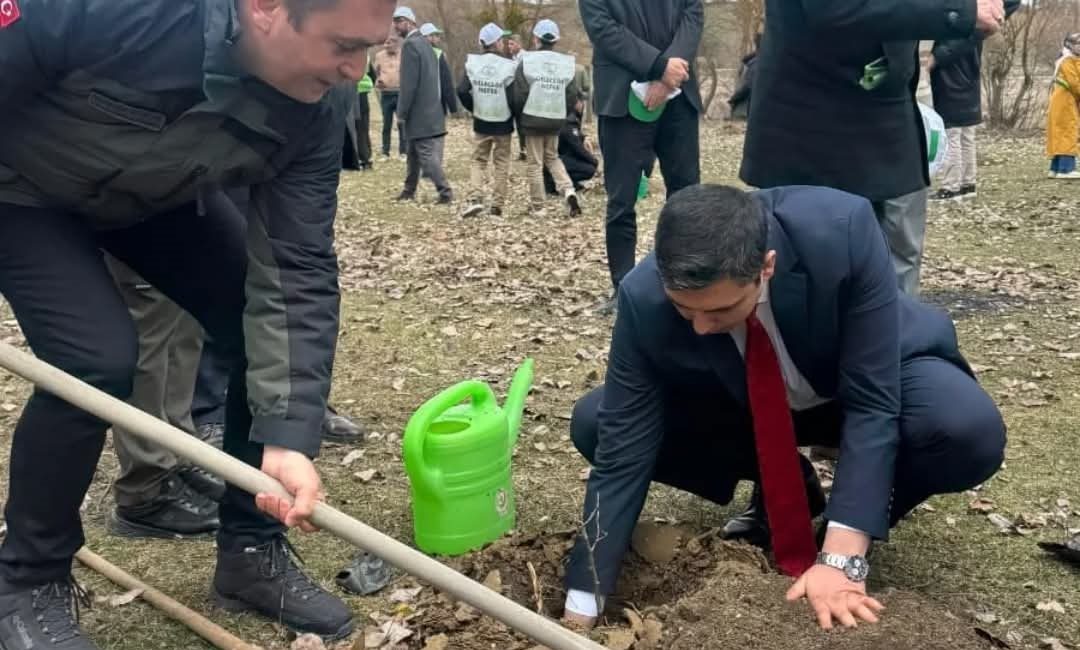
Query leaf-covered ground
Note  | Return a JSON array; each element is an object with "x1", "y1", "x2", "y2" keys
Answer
[{"x1": 0, "y1": 121, "x2": 1077, "y2": 649}]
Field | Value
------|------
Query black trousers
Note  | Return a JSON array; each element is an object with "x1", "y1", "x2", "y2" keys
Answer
[
  {"x1": 569, "y1": 356, "x2": 1005, "y2": 579},
  {"x1": 379, "y1": 92, "x2": 406, "y2": 156},
  {"x1": 0, "y1": 197, "x2": 283, "y2": 586},
  {"x1": 355, "y1": 91, "x2": 373, "y2": 166},
  {"x1": 191, "y1": 335, "x2": 230, "y2": 428},
  {"x1": 598, "y1": 94, "x2": 700, "y2": 290}
]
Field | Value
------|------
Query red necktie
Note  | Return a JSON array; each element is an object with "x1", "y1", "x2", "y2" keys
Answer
[{"x1": 745, "y1": 310, "x2": 817, "y2": 576}]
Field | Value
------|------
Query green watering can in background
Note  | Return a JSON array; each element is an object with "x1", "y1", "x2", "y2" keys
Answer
[{"x1": 403, "y1": 359, "x2": 534, "y2": 556}]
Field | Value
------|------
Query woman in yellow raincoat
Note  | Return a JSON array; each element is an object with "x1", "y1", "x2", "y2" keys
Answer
[{"x1": 1047, "y1": 33, "x2": 1080, "y2": 179}]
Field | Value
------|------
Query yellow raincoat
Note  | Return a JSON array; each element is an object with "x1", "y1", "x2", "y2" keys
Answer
[{"x1": 1047, "y1": 56, "x2": 1080, "y2": 157}]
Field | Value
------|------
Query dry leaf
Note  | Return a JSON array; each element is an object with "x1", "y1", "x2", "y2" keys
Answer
[
  {"x1": 388, "y1": 587, "x2": 423, "y2": 603},
  {"x1": 454, "y1": 602, "x2": 479, "y2": 623},
  {"x1": 973, "y1": 611, "x2": 999, "y2": 624},
  {"x1": 422, "y1": 634, "x2": 450, "y2": 650},
  {"x1": 354, "y1": 469, "x2": 380, "y2": 483},
  {"x1": 0, "y1": 403, "x2": 15, "y2": 413},
  {"x1": 392, "y1": 378, "x2": 406, "y2": 392},
  {"x1": 641, "y1": 619, "x2": 663, "y2": 647},
  {"x1": 341, "y1": 449, "x2": 365, "y2": 466},
  {"x1": 623, "y1": 608, "x2": 644, "y2": 636},
  {"x1": 363, "y1": 620, "x2": 414, "y2": 648},
  {"x1": 98, "y1": 588, "x2": 143, "y2": 608},
  {"x1": 483, "y1": 569, "x2": 503, "y2": 593},
  {"x1": 440, "y1": 325, "x2": 460, "y2": 337},
  {"x1": 290, "y1": 633, "x2": 327, "y2": 650},
  {"x1": 945, "y1": 516, "x2": 957, "y2": 526},
  {"x1": 579, "y1": 467, "x2": 592, "y2": 481},
  {"x1": 987, "y1": 513, "x2": 1014, "y2": 532},
  {"x1": 604, "y1": 629, "x2": 636, "y2": 650},
  {"x1": 1036, "y1": 600, "x2": 1066, "y2": 614},
  {"x1": 533, "y1": 442, "x2": 547, "y2": 452},
  {"x1": 1040, "y1": 638, "x2": 1070, "y2": 650},
  {"x1": 1057, "y1": 498, "x2": 1071, "y2": 509},
  {"x1": 969, "y1": 497, "x2": 996, "y2": 513}
]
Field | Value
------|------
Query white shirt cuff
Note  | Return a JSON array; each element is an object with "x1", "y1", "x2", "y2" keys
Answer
[
  {"x1": 826, "y1": 520, "x2": 866, "y2": 534},
  {"x1": 564, "y1": 589, "x2": 599, "y2": 617}
]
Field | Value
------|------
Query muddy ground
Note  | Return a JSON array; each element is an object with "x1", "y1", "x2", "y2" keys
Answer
[{"x1": 0, "y1": 121, "x2": 1077, "y2": 650}]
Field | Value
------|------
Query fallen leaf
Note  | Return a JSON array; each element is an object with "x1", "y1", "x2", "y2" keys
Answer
[
  {"x1": 453, "y1": 602, "x2": 479, "y2": 623},
  {"x1": 623, "y1": 608, "x2": 644, "y2": 636},
  {"x1": 533, "y1": 442, "x2": 548, "y2": 452},
  {"x1": 363, "y1": 620, "x2": 413, "y2": 648},
  {"x1": 973, "y1": 611, "x2": 999, "y2": 624},
  {"x1": 1057, "y1": 498, "x2": 1071, "y2": 509},
  {"x1": 1040, "y1": 638, "x2": 1070, "y2": 650},
  {"x1": 969, "y1": 497, "x2": 996, "y2": 513},
  {"x1": 0, "y1": 403, "x2": 15, "y2": 413},
  {"x1": 604, "y1": 629, "x2": 636, "y2": 650},
  {"x1": 97, "y1": 588, "x2": 143, "y2": 608},
  {"x1": 421, "y1": 635, "x2": 449, "y2": 650},
  {"x1": 341, "y1": 449, "x2": 365, "y2": 466},
  {"x1": 1020, "y1": 399, "x2": 1049, "y2": 408},
  {"x1": 392, "y1": 378, "x2": 406, "y2": 392},
  {"x1": 987, "y1": 513, "x2": 1014, "y2": 532},
  {"x1": 439, "y1": 325, "x2": 460, "y2": 337},
  {"x1": 483, "y1": 569, "x2": 503, "y2": 593},
  {"x1": 290, "y1": 633, "x2": 327, "y2": 650},
  {"x1": 1006, "y1": 631, "x2": 1025, "y2": 646},
  {"x1": 945, "y1": 516, "x2": 957, "y2": 526},
  {"x1": 388, "y1": 587, "x2": 423, "y2": 603},
  {"x1": 578, "y1": 467, "x2": 591, "y2": 481},
  {"x1": 641, "y1": 618, "x2": 663, "y2": 647},
  {"x1": 1036, "y1": 600, "x2": 1066, "y2": 614},
  {"x1": 354, "y1": 469, "x2": 380, "y2": 483}
]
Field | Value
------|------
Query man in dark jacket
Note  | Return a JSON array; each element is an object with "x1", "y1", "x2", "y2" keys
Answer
[
  {"x1": 729, "y1": 0, "x2": 1008, "y2": 554},
  {"x1": 562, "y1": 184, "x2": 1004, "y2": 630},
  {"x1": 728, "y1": 33, "x2": 761, "y2": 121},
  {"x1": 741, "y1": 0, "x2": 1007, "y2": 297},
  {"x1": 458, "y1": 23, "x2": 517, "y2": 217},
  {"x1": 394, "y1": 6, "x2": 453, "y2": 204},
  {"x1": 0, "y1": 0, "x2": 394, "y2": 646},
  {"x1": 580, "y1": 0, "x2": 704, "y2": 303},
  {"x1": 930, "y1": 0, "x2": 1020, "y2": 200},
  {"x1": 544, "y1": 98, "x2": 600, "y2": 194}
]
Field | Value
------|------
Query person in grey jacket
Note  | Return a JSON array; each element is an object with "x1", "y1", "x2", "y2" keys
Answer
[
  {"x1": 0, "y1": 0, "x2": 394, "y2": 646},
  {"x1": 393, "y1": 6, "x2": 453, "y2": 204}
]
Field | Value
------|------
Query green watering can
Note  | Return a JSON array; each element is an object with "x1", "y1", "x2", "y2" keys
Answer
[{"x1": 403, "y1": 359, "x2": 534, "y2": 556}]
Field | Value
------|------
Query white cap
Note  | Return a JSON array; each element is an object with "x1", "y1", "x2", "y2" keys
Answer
[
  {"x1": 419, "y1": 22, "x2": 441, "y2": 37},
  {"x1": 533, "y1": 19, "x2": 560, "y2": 42},
  {"x1": 478, "y1": 23, "x2": 505, "y2": 47},
  {"x1": 392, "y1": 6, "x2": 416, "y2": 23}
]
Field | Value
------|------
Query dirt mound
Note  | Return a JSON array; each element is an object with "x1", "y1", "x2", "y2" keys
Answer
[{"x1": 382, "y1": 527, "x2": 993, "y2": 650}]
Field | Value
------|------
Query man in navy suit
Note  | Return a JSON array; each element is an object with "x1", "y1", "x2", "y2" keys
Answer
[{"x1": 561, "y1": 184, "x2": 1004, "y2": 630}]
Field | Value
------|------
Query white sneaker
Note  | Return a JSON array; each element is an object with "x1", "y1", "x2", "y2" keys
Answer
[
  {"x1": 1054, "y1": 170, "x2": 1080, "y2": 180},
  {"x1": 460, "y1": 203, "x2": 485, "y2": 218},
  {"x1": 1048, "y1": 171, "x2": 1059, "y2": 179}
]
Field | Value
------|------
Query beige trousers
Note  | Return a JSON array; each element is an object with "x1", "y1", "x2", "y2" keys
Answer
[
  {"x1": 469, "y1": 133, "x2": 513, "y2": 209},
  {"x1": 524, "y1": 133, "x2": 572, "y2": 209}
]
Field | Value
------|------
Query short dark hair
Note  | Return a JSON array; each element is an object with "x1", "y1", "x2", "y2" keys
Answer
[
  {"x1": 284, "y1": 0, "x2": 341, "y2": 27},
  {"x1": 655, "y1": 184, "x2": 767, "y2": 290}
]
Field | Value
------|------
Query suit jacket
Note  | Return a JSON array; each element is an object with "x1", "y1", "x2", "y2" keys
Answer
[
  {"x1": 398, "y1": 32, "x2": 446, "y2": 141},
  {"x1": 565, "y1": 185, "x2": 972, "y2": 594},
  {"x1": 579, "y1": 0, "x2": 704, "y2": 118},
  {"x1": 740, "y1": 0, "x2": 978, "y2": 201}
]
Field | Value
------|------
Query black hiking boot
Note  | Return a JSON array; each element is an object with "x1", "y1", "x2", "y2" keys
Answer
[
  {"x1": 109, "y1": 469, "x2": 219, "y2": 539},
  {"x1": 211, "y1": 536, "x2": 353, "y2": 640},
  {"x1": 178, "y1": 464, "x2": 226, "y2": 503},
  {"x1": 0, "y1": 577, "x2": 97, "y2": 649},
  {"x1": 194, "y1": 422, "x2": 225, "y2": 450}
]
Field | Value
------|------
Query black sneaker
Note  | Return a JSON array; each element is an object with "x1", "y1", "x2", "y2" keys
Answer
[
  {"x1": 109, "y1": 469, "x2": 219, "y2": 539},
  {"x1": 195, "y1": 422, "x2": 224, "y2": 450},
  {"x1": 959, "y1": 183, "x2": 977, "y2": 198},
  {"x1": 567, "y1": 193, "x2": 582, "y2": 217},
  {"x1": 211, "y1": 537, "x2": 354, "y2": 640},
  {"x1": 322, "y1": 406, "x2": 365, "y2": 444},
  {"x1": 394, "y1": 192, "x2": 415, "y2": 202},
  {"x1": 930, "y1": 188, "x2": 963, "y2": 201},
  {"x1": 178, "y1": 464, "x2": 226, "y2": 503},
  {"x1": 490, "y1": 206, "x2": 502, "y2": 217},
  {"x1": 436, "y1": 195, "x2": 453, "y2": 206},
  {"x1": 0, "y1": 577, "x2": 97, "y2": 649}
]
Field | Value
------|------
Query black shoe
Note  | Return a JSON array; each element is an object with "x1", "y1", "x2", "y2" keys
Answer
[
  {"x1": 195, "y1": 422, "x2": 224, "y2": 450},
  {"x1": 567, "y1": 193, "x2": 582, "y2": 217},
  {"x1": 178, "y1": 464, "x2": 226, "y2": 503},
  {"x1": 518, "y1": 151, "x2": 527, "y2": 161},
  {"x1": 722, "y1": 456, "x2": 827, "y2": 548},
  {"x1": 490, "y1": 206, "x2": 502, "y2": 217},
  {"x1": 212, "y1": 537, "x2": 354, "y2": 640},
  {"x1": 959, "y1": 183, "x2": 977, "y2": 197},
  {"x1": 930, "y1": 188, "x2": 964, "y2": 201},
  {"x1": 436, "y1": 195, "x2": 453, "y2": 206},
  {"x1": 109, "y1": 469, "x2": 219, "y2": 539},
  {"x1": 322, "y1": 406, "x2": 365, "y2": 444},
  {"x1": 394, "y1": 192, "x2": 415, "y2": 202},
  {"x1": 0, "y1": 577, "x2": 97, "y2": 649}
]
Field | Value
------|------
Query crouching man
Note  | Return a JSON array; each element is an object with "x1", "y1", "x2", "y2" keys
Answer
[{"x1": 561, "y1": 184, "x2": 1005, "y2": 630}]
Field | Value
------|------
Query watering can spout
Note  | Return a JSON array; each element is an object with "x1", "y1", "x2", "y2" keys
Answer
[{"x1": 504, "y1": 358, "x2": 534, "y2": 445}]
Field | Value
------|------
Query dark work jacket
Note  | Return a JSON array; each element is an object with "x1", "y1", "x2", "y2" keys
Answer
[
  {"x1": 740, "y1": 0, "x2": 979, "y2": 202},
  {"x1": 0, "y1": 0, "x2": 350, "y2": 458},
  {"x1": 931, "y1": 0, "x2": 1020, "y2": 128},
  {"x1": 564, "y1": 186, "x2": 974, "y2": 595},
  {"x1": 457, "y1": 64, "x2": 515, "y2": 137},
  {"x1": 579, "y1": 0, "x2": 704, "y2": 118}
]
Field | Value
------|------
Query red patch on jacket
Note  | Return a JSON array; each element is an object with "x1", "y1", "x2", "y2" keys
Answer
[{"x1": 0, "y1": 0, "x2": 21, "y2": 28}]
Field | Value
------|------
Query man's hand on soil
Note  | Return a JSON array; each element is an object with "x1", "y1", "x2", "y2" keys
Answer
[
  {"x1": 258, "y1": 445, "x2": 325, "y2": 533},
  {"x1": 785, "y1": 565, "x2": 885, "y2": 630},
  {"x1": 561, "y1": 611, "x2": 597, "y2": 631}
]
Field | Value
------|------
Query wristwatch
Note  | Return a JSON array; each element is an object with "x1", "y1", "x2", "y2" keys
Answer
[{"x1": 816, "y1": 552, "x2": 870, "y2": 583}]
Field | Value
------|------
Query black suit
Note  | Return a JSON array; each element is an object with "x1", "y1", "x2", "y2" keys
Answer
[
  {"x1": 564, "y1": 186, "x2": 1005, "y2": 595},
  {"x1": 580, "y1": 0, "x2": 704, "y2": 290}
]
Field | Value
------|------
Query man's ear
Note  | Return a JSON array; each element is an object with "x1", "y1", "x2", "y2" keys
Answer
[
  {"x1": 761, "y1": 250, "x2": 778, "y2": 282},
  {"x1": 246, "y1": 0, "x2": 285, "y2": 33}
]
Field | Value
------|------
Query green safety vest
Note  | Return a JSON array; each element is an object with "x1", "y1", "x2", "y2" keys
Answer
[{"x1": 357, "y1": 74, "x2": 374, "y2": 93}]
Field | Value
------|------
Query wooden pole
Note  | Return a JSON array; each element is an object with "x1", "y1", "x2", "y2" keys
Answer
[{"x1": 0, "y1": 342, "x2": 604, "y2": 650}]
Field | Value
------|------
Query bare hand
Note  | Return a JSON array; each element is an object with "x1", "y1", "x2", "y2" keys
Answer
[
  {"x1": 975, "y1": 0, "x2": 1005, "y2": 35},
  {"x1": 662, "y1": 57, "x2": 690, "y2": 89},
  {"x1": 644, "y1": 81, "x2": 670, "y2": 111},
  {"x1": 561, "y1": 611, "x2": 597, "y2": 631},
  {"x1": 258, "y1": 445, "x2": 324, "y2": 533},
  {"x1": 786, "y1": 565, "x2": 885, "y2": 630}
]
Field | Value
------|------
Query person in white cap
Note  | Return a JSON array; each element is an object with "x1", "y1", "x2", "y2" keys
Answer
[
  {"x1": 394, "y1": 6, "x2": 454, "y2": 203},
  {"x1": 509, "y1": 19, "x2": 582, "y2": 218},
  {"x1": 458, "y1": 23, "x2": 517, "y2": 217},
  {"x1": 420, "y1": 22, "x2": 458, "y2": 117}
]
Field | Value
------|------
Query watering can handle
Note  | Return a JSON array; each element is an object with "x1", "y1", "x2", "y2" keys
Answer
[{"x1": 402, "y1": 380, "x2": 497, "y2": 497}]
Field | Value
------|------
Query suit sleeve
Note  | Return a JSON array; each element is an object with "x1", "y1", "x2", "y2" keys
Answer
[
  {"x1": 397, "y1": 41, "x2": 419, "y2": 123},
  {"x1": 650, "y1": 0, "x2": 705, "y2": 79},
  {"x1": 509, "y1": 63, "x2": 528, "y2": 117},
  {"x1": 579, "y1": 0, "x2": 662, "y2": 80},
  {"x1": 823, "y1": 199, "x2": 901, "y2": 539},
  {"x1": 438, "y1": 54, "x2": 457, "y2": 114},
  {"x1": 0, "y1": 0, "x2": 89, "y2": 110},
  {"x1": 930, "y1": 35, "x2": 978, "y2": 68},
  {"x1": 565, "y1": 289, "x2": 664, "y2": 595},
  {"x1": 801, "y1": 0, "x2": 977, "y2": 40},
  {"x1": 242, "y1": 91, "x2": 347, "y2": 458}
]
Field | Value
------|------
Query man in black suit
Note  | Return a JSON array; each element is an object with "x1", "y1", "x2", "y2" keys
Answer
[
  {"x1": 562, "y1": 184, "x2": 1004, "y2": 630},
  {"x1": 579, "y1": 0, "x2": 704, "y2": 308}
]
